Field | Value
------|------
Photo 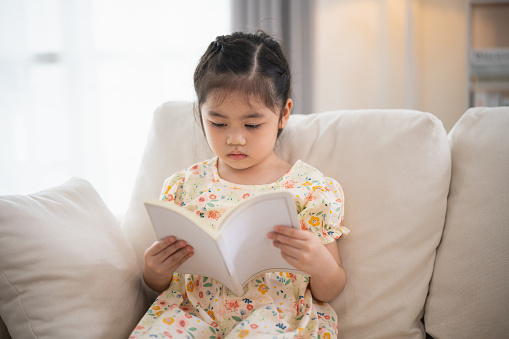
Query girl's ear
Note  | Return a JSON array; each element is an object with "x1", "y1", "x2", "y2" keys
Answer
[{"x1": 279, "y1": 99, "x2": 292, "y2": 129}]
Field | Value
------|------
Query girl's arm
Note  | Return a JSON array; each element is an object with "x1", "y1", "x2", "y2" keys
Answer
[
  {"x1": 308, "y1": 241, "x2": 346, "y2": 301},
  {"x1": 268, "y1": 226, "x2": 346, "y2": 302},
  {"x1": 143, "y1": 236, "x2": 194, "y2": 292}
]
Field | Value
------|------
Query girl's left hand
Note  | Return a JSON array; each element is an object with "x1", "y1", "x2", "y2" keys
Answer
[{"x1": 267, "y1": 225, "x2": 340, "y2": 277}]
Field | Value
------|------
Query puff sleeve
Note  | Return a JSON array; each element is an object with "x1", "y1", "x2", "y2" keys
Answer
[
  {"x1": 298, "y1": 178, "x2": 349, "y2": 244},
  {"x1": 159, "y1": 171, "x2": 186, "y2": 206}
]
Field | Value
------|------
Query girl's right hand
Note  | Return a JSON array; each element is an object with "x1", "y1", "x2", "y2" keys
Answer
[{"x1": 143, "y1": 236, "x2": 194, "y2": 293}]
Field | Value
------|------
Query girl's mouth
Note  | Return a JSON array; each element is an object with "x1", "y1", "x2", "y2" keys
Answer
[{"x1": 228, "y1": 152, "x2": 247, "y2": 160}]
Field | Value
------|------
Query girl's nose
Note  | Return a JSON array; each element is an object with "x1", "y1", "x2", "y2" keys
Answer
[{"x1": 226, "y1": 129, "x2": 246, "y2": 146}]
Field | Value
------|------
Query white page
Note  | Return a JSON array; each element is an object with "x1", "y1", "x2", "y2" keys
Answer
[
  {"x1": 145, "y1": 203, "x2": 234, "y2": 292},
  {"x1": 220, "y1": 192, "x2": 301, "y2": 286}
]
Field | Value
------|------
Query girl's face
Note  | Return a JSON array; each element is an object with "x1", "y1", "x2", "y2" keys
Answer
[{"x1": 201, "y1": 92, "x2": 292, "y2": 181}]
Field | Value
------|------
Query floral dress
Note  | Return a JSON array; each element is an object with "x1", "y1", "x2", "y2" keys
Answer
[{"x1": 130, "y1": 157, "x2": 349, "y2": 338}]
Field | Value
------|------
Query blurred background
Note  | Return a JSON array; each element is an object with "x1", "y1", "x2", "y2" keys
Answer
[{"x1": 1, "y1": 0, "x2": 508, "y2": 216}]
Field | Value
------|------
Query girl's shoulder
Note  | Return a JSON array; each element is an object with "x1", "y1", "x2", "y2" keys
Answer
[
  {"x1": 169, "y1": 157, "x2": 218, "y2": 186},
  {"x1": 281, "y1": 160, "x2": 344, "y2": 200},
  {"x1": 164, "y1": 157, "x2": 217, "y2": 181},
  {"x1": 160, "y1": 157, "x2": 217, "y2": 202},
  {"x1": 183, "y1": 157, "x2": 217, "y2": 177},
  {"x1": 285, "y1": 160, "x2": 336, "y2": 185},
  {"x1": 291, "y1": 160, "x2": 323, "y2": 176}
]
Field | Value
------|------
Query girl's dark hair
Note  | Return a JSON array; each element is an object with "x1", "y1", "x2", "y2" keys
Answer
[{"x1": 194, "y1": 31, "x2": 292, "y2": 124}]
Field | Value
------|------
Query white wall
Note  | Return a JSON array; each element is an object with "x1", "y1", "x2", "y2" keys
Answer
[{"x1": 313, "y1": 0, "x2": 469, "y2": 131}]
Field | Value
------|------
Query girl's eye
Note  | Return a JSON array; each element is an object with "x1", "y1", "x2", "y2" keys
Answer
[
  {"x1": 245, "y1": 124, "x2": 261, "y2": 130},
  {"x1": 210, "y1": 122, "x2": 227, "y2": 128}
]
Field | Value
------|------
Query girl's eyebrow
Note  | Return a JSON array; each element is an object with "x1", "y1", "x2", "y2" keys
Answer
[
  {"x1": 243, "y1": 112, "x2": 264, "y2": 119},
  {"x1": 207, "y1": 111, "x2": 265, "y2": 119},
  {"x1": 207, "y1": 111, "x2": 227, "y2": 119}
]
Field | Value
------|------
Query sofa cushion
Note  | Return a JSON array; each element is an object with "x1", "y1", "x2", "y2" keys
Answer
[
  {"x1": 0, "y1": 178, "x2": 147, "y2": 338},
  {"x1": 425, "y1": 107, "x2": 509, "y2": 338},
  {"x1": 123, "y1": 102, "x2": 451, "y2": 338},
  {"x1": 278, "y1": 109, "x2": 451, "y2": 338}
]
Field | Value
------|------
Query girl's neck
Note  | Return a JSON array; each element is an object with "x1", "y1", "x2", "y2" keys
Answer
[{"x1": 216, "y1": 155, "x2": 292, "y2": 186}]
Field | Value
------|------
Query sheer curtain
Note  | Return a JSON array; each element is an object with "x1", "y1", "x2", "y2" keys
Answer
[{"x1": 0, "y1": 0, "x2": 230, "y2": 215}]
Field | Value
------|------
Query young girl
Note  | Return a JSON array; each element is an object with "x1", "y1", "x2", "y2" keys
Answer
[{"x1": 130, "y1": 31, "x2": 349, "y2": 338}]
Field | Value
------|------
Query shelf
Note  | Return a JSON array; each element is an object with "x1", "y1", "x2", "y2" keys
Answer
[
  {"x1": 470, "y1": 49, "x2": 509, "y2": 77},
  {"x1": 468, "y1": 1, "x2": 509, "y2": 107},
  {"x1": 471, "y1": 82, "x2": 509, "y2": 92}
]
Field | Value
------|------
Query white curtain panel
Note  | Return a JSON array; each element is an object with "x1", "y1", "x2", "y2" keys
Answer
[{"x1": 0, "y1": 0, "x2": 230, "y2": 216}]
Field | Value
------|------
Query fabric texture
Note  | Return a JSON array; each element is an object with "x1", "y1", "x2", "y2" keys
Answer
[
  {"x1": 0, "y1": 178, "x2": 147, "y2": 338},
  {"x1": 122, "y1": 102, "x2": 451, "y2": 338},
  {"x1": 130, "y1": 157, "x2": 348, "y2": 338},
  {"x1": 424, "y1": 106, "x2": 509, "y2": 338}
]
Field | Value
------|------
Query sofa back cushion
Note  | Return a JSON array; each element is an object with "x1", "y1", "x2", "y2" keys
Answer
[
  {"x1": 122, "y1": 102, "x2": 451, "y2": 338},
  {"x1": 277, "y1": 109, "x2": 450, "y2": 338},
  {"x1": 425, "y1": 107, "x2": 509, "y2": 338},
  {"x1": 122, "y1": 102, "x2": 214, "y2": 266}
]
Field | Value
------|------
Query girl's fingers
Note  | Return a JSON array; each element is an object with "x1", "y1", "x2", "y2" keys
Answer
[
  {"x1": 145, "y1": 245, "x2": 193, "y2": 276},
  {"x1": 146, "y1": 236, "x2": 176, "y2": 257},
  {"x1": 155, "y1": 239, "x2": 190, "y2": 260},
  {"x1": 145, "y1": 237, "x2": 194, "y2": 271},
  {"x1": 272, "y1": 225, "x2": 308, "y2": 239},
  {"x1": 167, "y1": 249, "x2": 194, "y2": 271},
  {"x1": 269, "y1": 230, "x2": 311, "y2": 249},
  {"x1": 274, "y1": 241, "x2": 302, "y2": 259},
  {"x1": 270, "y1": 227, "x2": 328, "y2": 275},
  {"x1": 162, "y1": 245, "x2": 194, "y2": 268},
  {"x1": 272, "y1": 237, "x2": 306, "y2": 256}
]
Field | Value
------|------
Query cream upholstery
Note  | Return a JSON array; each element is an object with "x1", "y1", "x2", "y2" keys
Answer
[
  {"x1": 425, "y1": 107, "x2": 509, "y2": 338},
  {"x1": 0, "y1": 178, "x2": 147, "y2": 338},
  {"x1": 123, "y1": 102, "x2": 451, "y2": 338},
  {"x1": 1, "y1": 103, "x2": 507, "y2": 339},
  {"x1": 122, "y1": 102, "x2": 213, "y2": 268}
]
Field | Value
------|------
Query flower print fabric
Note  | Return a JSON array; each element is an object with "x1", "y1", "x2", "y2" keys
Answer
[{"x1": 130, "y1": 157, "x2": 349, "y2": 338}]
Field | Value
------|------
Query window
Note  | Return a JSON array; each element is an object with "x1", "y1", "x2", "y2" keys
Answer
[{"x1": 0, "y1": 0, "x2": 230, "y2": 215}]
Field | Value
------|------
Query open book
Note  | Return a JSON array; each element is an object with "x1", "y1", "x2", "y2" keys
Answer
[{"x1": 144, "y1": 191, "x2": 306, "y2": 295}]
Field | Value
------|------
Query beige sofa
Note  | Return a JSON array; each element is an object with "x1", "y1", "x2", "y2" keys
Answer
[{"x1": 1, "y1": 102, "x2": 508, "y2": 338}]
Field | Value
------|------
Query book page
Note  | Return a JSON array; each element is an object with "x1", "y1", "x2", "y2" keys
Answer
[
  {"x1": 219, "y1": 192, "x2": 303, "y2": 286},
  {"x1": 145, "y1": 201, "x2": 235, "y2": 292}
]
